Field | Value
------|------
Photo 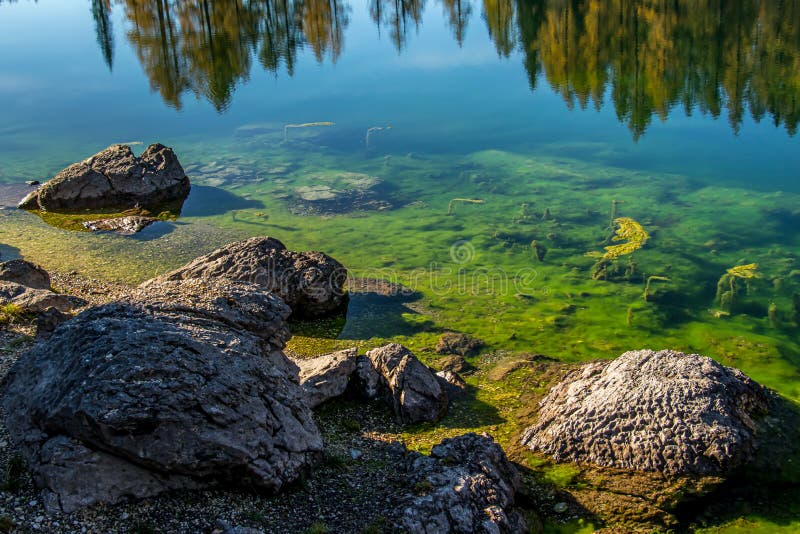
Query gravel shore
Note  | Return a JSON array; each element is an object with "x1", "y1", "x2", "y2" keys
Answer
[{"x1": 0, "y1": 273, "x2": 413, "y2": 534}]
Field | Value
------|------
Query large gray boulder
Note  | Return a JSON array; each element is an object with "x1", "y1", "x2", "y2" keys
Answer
[
  {"x1": 292, "y1": 348, "x2": 358, "y2": 408},
  {"x1": 18, "y1": 144, "x2": 190, "y2": 211},
  {"x1": 143, "y1": 236, "x2": 348, "y2": 318},
  {"x1": 396, "y1": 433, "x2": 526, "y2": 533},
  {"x1": 521, "y1": 349, "x2": 769, "y2": 476},
  {"x1": 365, "y1": 343, "x2": 448, "y2": 424},
  {"x1": 1, "y1": 278, "x2": 323, "y2": 513},
  {"x1": 0, "y1": 259, "x2": 51, "y2": 289}
]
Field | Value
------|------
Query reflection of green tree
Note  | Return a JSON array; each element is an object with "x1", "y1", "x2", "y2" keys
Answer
[
  {"x1": 516, "y1": 0, "x2": 800, "y2": 138},
  {"x1": 370, "y1": 0, "x2": 425, "y2": 51},
  {"x1": 440, "y1": 0, "x2": 471, "y2": 46},
  {"x1": 483, "y1": 0, "x2": 515, "y2": 57},
  {"x1": 91, "y1": 0, "x2": 114, "y2": 71},
  {"x1": 121, "y1": 0, "x2": 348, "y2": 110}
]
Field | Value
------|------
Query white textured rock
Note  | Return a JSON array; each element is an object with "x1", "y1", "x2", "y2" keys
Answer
[
  {"x1": 521, "y1": 349, "x2": 769, "y2": 475},
  {"x1": 293, "y1": 348, "x2": 358, "y2": 408}
]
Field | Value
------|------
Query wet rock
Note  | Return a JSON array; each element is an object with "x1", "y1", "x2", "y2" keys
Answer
[
  {"x1": 435, "y1": 332, "x2": 484, "y2": 357},
  {"x1": 521, "y1": 349, "x2": 769, "y2": 476},
  {"x1": 292, "y1": 348, "x2": 358, "y2": 408},
  {"x1": 144, "y1": 236, "x2": 348, "y2": 318},
  {"x1": 0, "y1": 281, "x2": 83, "y2": 314},
  {"x1": 396, "y1": 433, "x2": 526, "y2": 533},
  {"x1": 2, "y1": 278, "x2": 323, "y2": 513},
  {"x1": 365, "y1": 343, "x2": 448, "y2": 424},
  {"x1": 0, "y1": 259, "x2": 51, "y2": 289},
  {"x1": 18, "y1": 144, "x2": 190, "y2": 211},
  {"x1": 82, "y1": 215, "x2": 159, "y2": 235}
]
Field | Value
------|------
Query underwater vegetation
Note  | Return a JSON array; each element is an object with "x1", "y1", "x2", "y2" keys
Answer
[
  {"x1": 716, "y1": 263, "x2": 760, "y2": 313},
  {"x1": 588, "y1": 217, "x2": 649, "y2": 280}
]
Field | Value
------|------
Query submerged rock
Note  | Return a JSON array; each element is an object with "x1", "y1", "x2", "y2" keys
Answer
[
  {"x1": 396, "y1": 433, "x2": 526, "y2": 533},
  {"x1": 2, "y1": 278, "x2": 323, "y2": 513},
  {"x1": 288, "y1": 173, "x2": 393, "y2": 216},
  {"x1": 144, "y1": 236, "x2": 348, "y2": 318},
  {"x1": 82, "y1": 215, "x2": 159, "y2": 235},
  {"x1": 292, "y1": 348, "x2": 358, "y2": 408},
  {"x1": 521, "y1": 349, "x2": 769, "y2": 476},
  {"x1": 435, "y1": 332, "x2": 484, "y2": 357},
  {"x1": 0, "y1": 259, "x2": 51, "y2": 290},
  {"x1": 364, "y1": 343, "x2": 448, "y2": 424},
  {"x1": 18, "y1": 143, "x2": 190, "y2": 212}
]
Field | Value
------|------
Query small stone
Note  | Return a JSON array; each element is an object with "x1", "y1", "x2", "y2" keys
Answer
[
  {"x1": 349, "y1": 449, "x2": 362, "y2": 460},
  {"x1": 553, "y1": 502, "x2": 568, "y2": 513}
]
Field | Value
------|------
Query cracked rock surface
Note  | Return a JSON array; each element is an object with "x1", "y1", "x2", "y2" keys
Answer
[
  {"x1": 396, "y1": 433, "x2": 526, "y2": 533},
  {"x1": 144, "y1": 236, "x2": 348, "y2": 318},
  {"x1": 1, "y1": 278, "x2": 322, "y2": 513},
  {"x1": 18, "y1": 143, "x2": 190, "y2": 211},
  {"x1": 522, "y1": 349, "x2": 769, "y2": 476}
]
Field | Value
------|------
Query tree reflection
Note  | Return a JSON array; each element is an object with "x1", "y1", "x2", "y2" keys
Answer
[
  {"x1": 516, "y1": 0, "x2": 800, "y2": 138},
  {"x1": 22, "y1": 0, "x2": 797, "y2": 134}
]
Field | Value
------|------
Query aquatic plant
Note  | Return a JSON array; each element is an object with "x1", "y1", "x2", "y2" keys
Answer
[
  {"x1": 531, "y1": 240, "x2": 547, "y2": 261},
  {"x1": 365, "y1": 125, "x2": 392, "y2": 147},
  {"x1": 716, "y1": 263, "x2": 760, "y2": 312},
  {"x1": 768, "y1": 301, "x2": 779, "y2": 327},
  {"x1": 643, "y1": 276, "x2": 670, "y2": 302},
  {"x1": 609, "y1": 199, "x2": 624, "y2": 229},
  {"x1": 283, "y1": 121, "x2": 335, "y2": 142},
  {"x1": 541, "y1": 207, "x2": 552, "y2": 220},
  {"x1": 589, "y1": 217, "x2": 649, "y2": 279},
  {"x1": 447, "y1": 198, "x2": 485, "y2": 215}
]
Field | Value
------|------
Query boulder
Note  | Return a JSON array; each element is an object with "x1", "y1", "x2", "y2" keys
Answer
[
  {"x1": 0, "y1": 281, "x2": 84, "y2": 314},
  {"x1": 2, "y1": 278, "x2": 323, "y2": 513},
  {"x1": 35, "y1": 307, "x2": 73, "y2": 339},
  {"x1": 521, "y1": 349, "x2": 769, "y2": 476},
  {"x1": 18, "y1": 144, "x2": 190, "y2": 211},
  {"x1": 0, "y1": 259, "x2": 51, "y2": 289},
  {"x1": 365, "y1": 343, "x2": 448, "y2": 424},
  {"x1": 435, "y1": 370, "x2": 467, "y2": 397},
  {"x1": 353, "y1": 355, "x2": 383, "y2": 399},
  {"x1": 292, "y1": 348, "x2": 358, "y2": 408},
  {"x1": 435, "y1": 332, "x2": 483, "y2": 357},
  {"x1": 396, "y1": 433, "x2": 526, "y2": 533},
  {"x1": 82, "y1": 215, "x2": 159, "y2": 235},
  {"x1": 144, "y1": 236, "x2": 348, "y2": 318}
]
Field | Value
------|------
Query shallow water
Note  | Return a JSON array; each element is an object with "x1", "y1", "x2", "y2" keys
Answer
[{"x1": 1, "y1": 0, "x2": 800, "y2": 528}]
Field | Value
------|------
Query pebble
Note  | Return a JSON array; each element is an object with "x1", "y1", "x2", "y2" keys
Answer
[{"x1": 554, "y1": 502, "x2": 568, "y2": 513}]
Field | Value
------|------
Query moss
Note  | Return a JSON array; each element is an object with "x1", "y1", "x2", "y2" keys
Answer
[
  {"x1": 304, "y1": 522, "x2": 328, "y2": 534},
  {"x1": 0, "y1": 517, "x2": 14, "y2": 534}
]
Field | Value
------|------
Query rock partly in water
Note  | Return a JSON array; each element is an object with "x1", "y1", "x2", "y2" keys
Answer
[
  {"x1": 82, "y1": 215, "x2": 160, "y2": 235},
  {"x1": 0, "y1": 281, "x2": 83, "y2": 314},
  {"x1": 0, "y1": 259, "x2": 51, "y2": 290},
  {"x1": 144, "y1": 236, "x2": 348, "y2": 318},
  {"x1": 292, "y1": 348, "x2": 358, "y2": 408},
  {"x1": 435, "y1": 332, "x2": 484, "y2": 357},
  {"x1": 18, "y1": 144, "x2": 190, "y2": 212},
  {"x1": 396, "y1": 433, "x2": 526, "y2": 533},
  {"x1": 521, "y1": 349, "x2": 769, "y2": 476},
  {"x1": 2, "y1": 278, "x2": 323, "y2": 513},
  {"x1": 364, "y1": 343, "x2": 448, "y2": 424}
]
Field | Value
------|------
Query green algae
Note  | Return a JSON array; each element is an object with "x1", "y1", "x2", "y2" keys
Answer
[{"x1": 3, "y1": 134, "x2": 800, "y2": 531}]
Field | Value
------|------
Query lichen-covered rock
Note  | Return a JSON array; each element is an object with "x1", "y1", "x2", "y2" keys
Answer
[
  {"x1": 0, "y1": 259, "x2": 51, "y2": 289},
  {"x1": 18, "y1": 144, "x2": 190, "y2": 211},
  {"x1": 365, "y1": 343, "x2": 448, "y2": 424},
  {"x1": 395, "y1": 433, "x2": 526, "y2": 533},
  {"x1": 144, "y1": 236, "x2": 348, "y2": 318},
  {"x1": 292, "y1": 348, "x2": 358, "y2": 408},
  {"x1": 2, "y1": 278, "x2": 323, "y2": 513},
  {"x1": 521, "y1": 349, "x2": 769, "y2": 476},
  {"x1": 0, "y1": 281, "x2": 83, "y2": 314}
]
